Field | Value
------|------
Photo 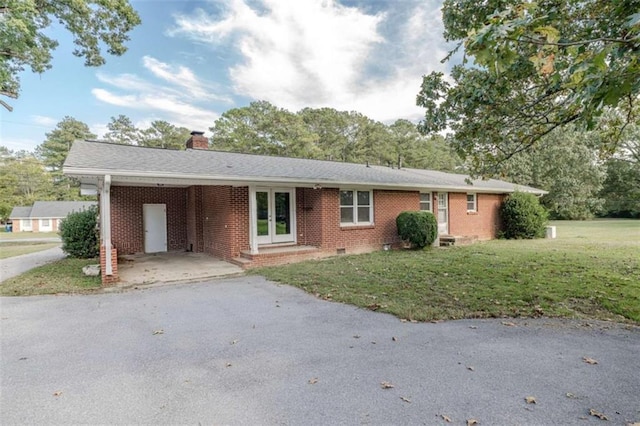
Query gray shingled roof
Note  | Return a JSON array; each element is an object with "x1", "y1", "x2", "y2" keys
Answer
[
  {"x1": 64, "y1": 140, "x2": 546, "y2": 194},
  {"x1": 29, "y1": 201, "x2": 97, "y2": 218},
  {"x1": 9, "y1": 206, "x2": 32, "y2": 218}
]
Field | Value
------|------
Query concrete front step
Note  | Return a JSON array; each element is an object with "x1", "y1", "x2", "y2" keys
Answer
[{"x1": 439, "y1": 235, "x2": 478, "y2": 247}]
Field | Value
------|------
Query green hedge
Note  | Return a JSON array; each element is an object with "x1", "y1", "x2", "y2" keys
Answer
[
  {"x1": 396, "y1": 211, "x2": 438, "y2": 248},
  {"x1": 59, "y1": 206, "x2": 99, "y2": 258},
  {"x1": 500, "y1": 192, "x2": 548, "y2": 239}
]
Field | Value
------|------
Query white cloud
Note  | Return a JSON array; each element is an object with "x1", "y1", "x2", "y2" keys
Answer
[
  {"x1": 31, "y1": 115, "x2": 57, "y2": 127},
  {"x1": 91, "y1": 88, "x2": 218, "y2": 133},
  {"x1": 170, "y1": 0, "x2": 448, "y2": 122},
  {"x1": 92, "y1": 56, "x2": 224, "y2": 132}
]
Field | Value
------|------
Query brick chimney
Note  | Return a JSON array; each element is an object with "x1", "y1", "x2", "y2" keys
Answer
[{"x1": 186, "y1": 131, "x2": 208, "y2": 150}]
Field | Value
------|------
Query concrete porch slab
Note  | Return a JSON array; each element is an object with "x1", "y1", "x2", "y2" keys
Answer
[{"x1": 117, "y1": 252, "x2": 244, "y2": 285}]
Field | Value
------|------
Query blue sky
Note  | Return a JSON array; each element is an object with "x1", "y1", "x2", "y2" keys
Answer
[{"x1": 1, "y1": 0, "x2": 450, "y2": 152}]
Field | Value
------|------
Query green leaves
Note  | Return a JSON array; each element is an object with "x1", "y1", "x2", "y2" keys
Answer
[
  {"x1": 0, "y1": 0, "x2": 141, "y2": 110},
  {"x1": 418, "y1": 0, "x2": 640, "y2": 177}
]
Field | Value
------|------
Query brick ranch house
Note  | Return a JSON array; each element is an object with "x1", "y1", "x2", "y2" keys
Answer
[
  {"x1": 63, "y1": 132, "x2": 545, "y2": 285},
  {"x1": 9, "y1": 201, "x2": 97, "y2": 233}
]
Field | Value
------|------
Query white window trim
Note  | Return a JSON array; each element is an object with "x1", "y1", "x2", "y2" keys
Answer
[
  {"x1": 467, "y1": 193, "x2": 477, "y2": 212},
  {"x1": 420, "y1": 192, "x2": 432, "y2": 212},
  {"x1": 340, "y1": 189, "x2": 374, "y2": 226}
]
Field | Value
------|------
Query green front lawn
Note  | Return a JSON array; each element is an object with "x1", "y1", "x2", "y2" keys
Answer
[
  {"x1": 0, "y1": 231, "x2": 60, "y2": 240},
  {"x1": 0, "y1": 242, "x2": 60, "y2": 259},
  {"x1": 255, "y1": 220, "x2": 640, "y2": 324},
  {"x1": 0, "y1": 258, "x2": 101, "y2": 296}
]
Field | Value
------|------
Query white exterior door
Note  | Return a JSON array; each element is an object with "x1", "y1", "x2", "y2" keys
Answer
[
  {"x1": 255, "y1": 188, "x2": 295, "y2": 245},
  {"x1": 143, "y1": 204, "x2": 167, "y2": 253},
  {"x1": 39, "y1": 218, "x2": 52, "y2": 232},
  {"x1": 437, "y1": 192, "x2": 449, "y2": 235},
  {"x1": 22, "y1": 219, "x2": 32, "y2": 231}
]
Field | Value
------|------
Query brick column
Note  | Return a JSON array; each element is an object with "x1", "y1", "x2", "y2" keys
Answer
[{"x1": 100, "y1": 246, "x2": 119, "y2": 285}]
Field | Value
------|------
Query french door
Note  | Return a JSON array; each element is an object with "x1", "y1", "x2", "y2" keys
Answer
[{"x1": 255, "y1": 188, "x2": 295, "y2": 244}]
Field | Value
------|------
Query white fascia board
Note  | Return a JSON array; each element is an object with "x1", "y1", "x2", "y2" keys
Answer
[{"x1": 63, "y1": 167, "x2": 545, "y2": 195}]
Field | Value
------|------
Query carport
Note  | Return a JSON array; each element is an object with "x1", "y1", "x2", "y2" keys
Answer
[{"x1": 117, "y1": 252, "x2": 243, "y2": 286}]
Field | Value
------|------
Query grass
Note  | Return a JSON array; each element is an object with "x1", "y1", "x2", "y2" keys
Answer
[
  {"x1": 0, "y1": 258, "x2": 102, "y2": 296},
  {"x1": 254, "y1": 219, "x2": 640, "y2": 324},
  {"x1": 0, "y1": 242, "x2": 60, "y2": 259},
  {"x1": 0, "y1": 231, "x2": 59, "y2": 240}
]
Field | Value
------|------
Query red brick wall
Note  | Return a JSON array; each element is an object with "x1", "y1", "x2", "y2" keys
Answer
[
  {"x1": 448, "y1": 193, "x2": 503, "y2": 239},
  {"x1": 296, "y1": 187, "x2": 324, "y2": 247},
  {"x1": 100, "y1": 246, "x2": 118, "y2": 285},
  {"x1": 295, "y1": 188, "x2": 419, "y2": 254},
  {"x1": 201, "y1": 186, "x2": 250, "y2": 260},
  {"x1": 186, "y1": 186, "x2": 204, "y2": 252},
  {"x1": 110, "y1": 186, "x2": 187, "y2": 254}
]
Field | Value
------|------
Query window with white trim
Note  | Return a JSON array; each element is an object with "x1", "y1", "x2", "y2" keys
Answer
[
  {"x1": 41, "y1": 218, "x2": 50, "y2": 226},
  {"x1": 467, "y1": 193, "x2": 477, "y2": 212},
  {"x1": 420, "y1": 192, "x2": 432, "y2": 212},
  {"x1": 340, "y1": 190, "x2": 373, "y2": 225}
]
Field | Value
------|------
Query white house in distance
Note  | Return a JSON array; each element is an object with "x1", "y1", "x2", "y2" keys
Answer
[{"x1": 9, "y1": 201, "x2": 97, "y2": 233}]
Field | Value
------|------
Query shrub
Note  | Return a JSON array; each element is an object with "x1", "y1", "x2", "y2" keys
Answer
[
  {"x1": 59, "y1": 206, "x2": 99, "y2": 258},
  {"x1": 396, "y1": 211, "x2": 438, "y2": 248},
  {"x1": 501, "y1": 192, "x2": 548, "y2": 239}
]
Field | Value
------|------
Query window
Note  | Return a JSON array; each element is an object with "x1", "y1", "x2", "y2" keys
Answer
[
  {"x1": 41, "y1": 218, "x2": 50, "y2": 226},
  {"x1": 467, "y1": 193, "x2": 477, "y2": 212},
  {"x1": 420, "y1": 192, "x2": 432, "y2": 212},
  {"x1": 340, "y1": 190, "x2": 373, "y2": 225}
]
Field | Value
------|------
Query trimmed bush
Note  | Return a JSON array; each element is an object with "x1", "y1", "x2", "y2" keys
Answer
[
  {"x1": 500, "y1": 192, "x2": 548, "y2": 239},
  {"x1": 59, "y1": 206, "x2": 99, "y2": 258},
  {"x1": 396, "y1": 211, "x2": 438, "y2": 248}
]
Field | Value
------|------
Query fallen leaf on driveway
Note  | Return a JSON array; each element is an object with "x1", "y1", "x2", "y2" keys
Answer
[
  {"x1": 230, "y1": 339, "x2": 238, "y2": 345},
  {"x1": 467, "y1": 419, "x2": 478, "y2": 426},
  {"x1": 589, "y1": 408, "x2": 608, "y2": 420},
  {"x1": 225, "y1": 363, "x2": 232, "y2": 368},
  {"x1": 566, "y1": 392, "x2": 577, "y2": 399},
  {"x1": 400, "y1": 396, "x2": 411, "y2": 403},
  {"x1": 626, "y1": 423, "x2": 640, "y2": 426},
  {"x1": 53, "y1": 391, "x2": 62, "y2": 397},
  {"x1": 441, "y1": 414, "x2": 452, "y2": 422},
  {"x1": 583, "y1": 357, "x2": 598, "y2": 365},
  {"x1": 467, "y1": 366, "x2": 475, "y2": 371},
  {"x1": 469, "y1": 325, "x2": 478, "y2": 329},
  {"x1": 392, "y1": 336, "x2": 397, "y2": 341},
  {"x1": 380, "y1": 381, "x2": 394, "y2": 389},
  {"x1": 308, "y1": 377, "x2": 318, "y2": 384},
  {"x1": 501, "y1": 321, "x2": 516, "y2": 327},
  {"x1": 525, "y1": 396, "x2": 537, "y2": 404},
  {"x1": 152, "y1": 329, "x2": 164, "y2": 335}
]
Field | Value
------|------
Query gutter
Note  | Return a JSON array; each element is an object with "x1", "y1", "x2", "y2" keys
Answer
[{"x1": 64, "y1": 167, "x2": 547, "y2": 195}]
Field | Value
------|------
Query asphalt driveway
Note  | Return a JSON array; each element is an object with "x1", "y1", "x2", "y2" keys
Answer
[
  {"x1": 0, "y1": 246, "x2": 65, "y2": 282},
  {"x1": 1, "y1": 276, "x2": 638, "y2": 425}
]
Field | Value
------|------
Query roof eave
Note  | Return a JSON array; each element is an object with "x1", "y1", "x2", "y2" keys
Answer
[{"x1": 63, "y1": 167, "x2": 545, "y2": 194}]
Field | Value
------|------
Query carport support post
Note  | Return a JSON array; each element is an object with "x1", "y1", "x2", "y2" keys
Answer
[
  {"x1": 99, "y1": 175, "x2": 117, "y2": 284},
  {"x1": 248, "y1": 186, "x2": 258, "y2": 255}
]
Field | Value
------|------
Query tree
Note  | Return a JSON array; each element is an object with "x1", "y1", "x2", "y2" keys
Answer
[
  {"x1": 502, "y1": 128, "x2": 606, "y2": 219},
  {"x1": 211, "y1": 101, "x2": 320, "y2": 158},
  {"x1": 417, "y1": 0, "x2": 640, "y2": 177},
  {"x1": 388, "y1": 120, "x2": 462, "y2": 172},
  {"x1": 36, "y1": 116, "x2": 96, "y2": 199},
  {"x1": 104, "y1": 115, "x2": 138, "y2": 145},
  {"x1": 1, "y1": 0, "x2": 141, "y2": 111},
  {"x1": 0, "y1": 148, "x2": 54, "y2": 220},
  {"x1": 137, "y1": 121, "x2": 191, "y2": 150},
  {"x1": 599, "y1": 159, "x2": 640, "y2": 218}
]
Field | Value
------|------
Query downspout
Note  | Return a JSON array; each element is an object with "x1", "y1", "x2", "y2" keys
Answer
[{"x1": 101, "y1": 175, "x2": 112, "y2": 275}]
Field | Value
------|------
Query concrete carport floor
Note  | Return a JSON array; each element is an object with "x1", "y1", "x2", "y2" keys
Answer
[
  {"x1": 1, "y1": 276, "x2": 639, "y2": 425},
  {"x1": 116, "y1": 251, "x2": 244, "y2": 285}
]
